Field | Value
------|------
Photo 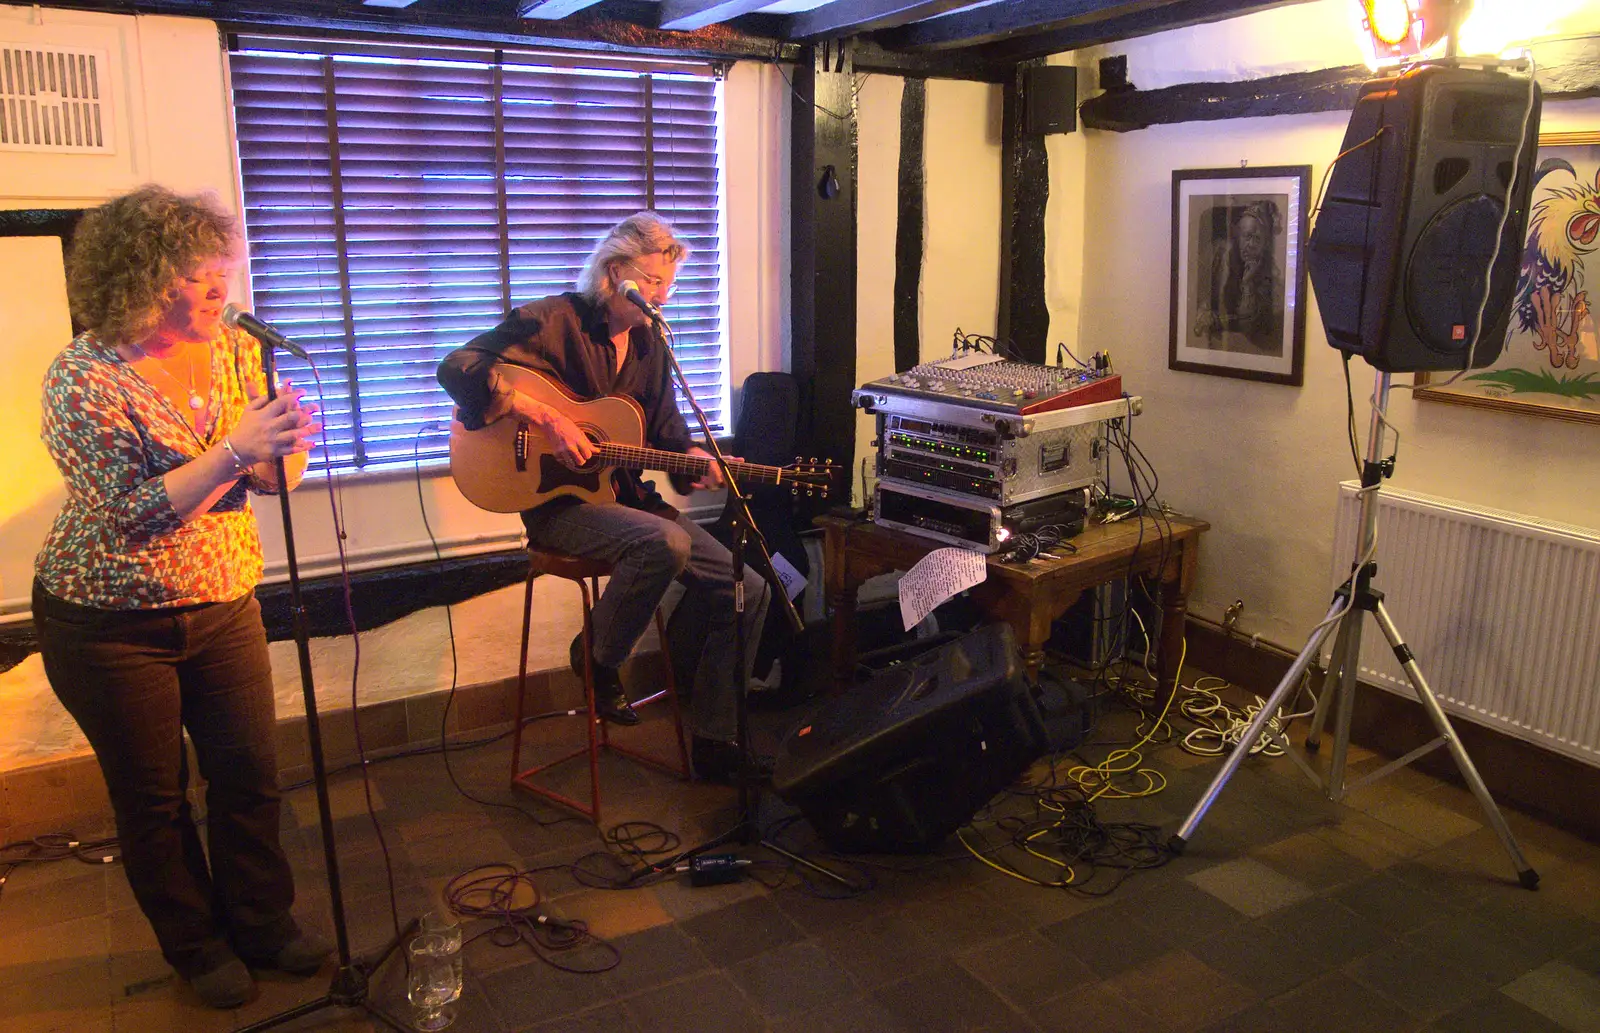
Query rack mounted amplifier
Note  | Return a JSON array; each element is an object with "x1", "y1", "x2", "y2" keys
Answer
[
  {"x1": 859, "y1": 393, "x2": 1140, "y2": 508},
  {"x1": 873, "y1": 482, "x2": 1088, "y2": 554}
]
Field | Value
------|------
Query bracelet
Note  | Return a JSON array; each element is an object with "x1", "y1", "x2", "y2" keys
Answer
[{"x1": 220, "y1": 437, "x2": 252, "y2": 476}]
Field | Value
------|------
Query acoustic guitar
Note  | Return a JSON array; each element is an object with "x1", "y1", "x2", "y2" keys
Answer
[{"x1": 449, "y1": 364, "x2": 836, "y2": 513}]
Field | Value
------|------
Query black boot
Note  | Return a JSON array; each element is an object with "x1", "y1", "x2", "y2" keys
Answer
[
  {"x1": 691, "y1": 735, "x2": 774, "y2": 784},
  {"x1": 570, "y1": 637, "x2": 640, "y2": 726}
]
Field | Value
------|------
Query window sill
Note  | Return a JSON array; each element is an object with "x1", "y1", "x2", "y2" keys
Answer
[{"x1": 300, "y1": 455, "x2": 453, "y2": 486}]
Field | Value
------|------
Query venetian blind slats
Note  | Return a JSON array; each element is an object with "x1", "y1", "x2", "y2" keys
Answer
[{"x1": 230, "y1": 42, "x2": 725, "y2": 470}]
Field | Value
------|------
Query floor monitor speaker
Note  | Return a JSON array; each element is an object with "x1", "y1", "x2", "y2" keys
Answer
[
  {"x1": 1306, "y1": 65, "x2": 1540, "y2": 372},
  {"x1": 772, "y1": 623, "x2": 1048, "y2": 853}
]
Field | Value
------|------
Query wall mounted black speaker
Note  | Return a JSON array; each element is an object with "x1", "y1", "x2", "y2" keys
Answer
[
  {"x1": 1306, "y1": 65, "x2": 1540, "y2": 372},
  {"x1": 1023, "y1": 65, "x2": 1078, "y2": 136}
]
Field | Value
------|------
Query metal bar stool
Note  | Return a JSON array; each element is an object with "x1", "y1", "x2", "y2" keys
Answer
[{"x1": 510, "y1": 547, "x2": 692, "y2": 824}]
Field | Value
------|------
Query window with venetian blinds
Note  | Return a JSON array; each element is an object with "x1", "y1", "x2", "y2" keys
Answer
[{"x1": 227, "y1": 36, "x2": 727, "y2": 472}]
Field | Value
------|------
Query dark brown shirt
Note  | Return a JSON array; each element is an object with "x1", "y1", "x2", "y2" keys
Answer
[{"x1": 437, "y1": 292, "x2": 695, "y2": 511}]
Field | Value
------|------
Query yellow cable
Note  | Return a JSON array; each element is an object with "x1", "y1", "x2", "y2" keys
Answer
[
  {"x1": 1067, "y1": 638, "x2": 1186, "y2": 800},
  {"x1": 955, "y1": 827, "x2": 1072, "y2": 887},
  {"x1": 961, "y1": 642, "x2": 1190, "y2": 882}
]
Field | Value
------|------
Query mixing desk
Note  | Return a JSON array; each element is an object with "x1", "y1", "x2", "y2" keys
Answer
[{"x1": 856, "y1": 353, "x2": 1122, "y2": 416}]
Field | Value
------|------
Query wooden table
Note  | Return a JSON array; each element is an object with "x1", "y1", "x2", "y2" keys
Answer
[{"x1": 817, "y1": 511, "x2": 1209, "y2": 701}]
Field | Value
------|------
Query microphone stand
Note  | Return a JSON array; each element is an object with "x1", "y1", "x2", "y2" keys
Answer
[
  {"x1": 652, "y1": 314, "x2": 856, "y2": 890},
  {"x1": 240, "y1": 342, "x2": 415, "y2": 1032}
]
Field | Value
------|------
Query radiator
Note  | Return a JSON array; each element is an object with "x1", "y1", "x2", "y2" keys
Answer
[{"x1": 1329, "y1": 482, "x2": 1600, "y2": 768}]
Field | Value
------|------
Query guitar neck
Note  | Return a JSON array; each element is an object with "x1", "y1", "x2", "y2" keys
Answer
[{"x1": 593, "y1": 442, "x2": 783, "y2": 485}]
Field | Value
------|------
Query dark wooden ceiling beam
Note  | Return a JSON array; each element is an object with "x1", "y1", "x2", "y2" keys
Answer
[
  {"x1": 873, "y1": 0, "x2": 1177, "y2": 50},
  {"x1": 53, "y1": 0, "x2": 793, "y2": 62},
  {"x1": 849, "y1": 37, "x2": 1008, "y2": 81},
  {"x1": 659, "y1": 0, "x2": 773, "y2": 32},
  {"x1": 786, "y1": 0, "x2": 991, "y2": 41},
  {"x1": 518, "y1": 0, "x2": 606, "y2": 18},
  {"x1": 967, "y1": 0, "x2": 1315, "y2": 61},
  {"x1": 1081, "y1": 64, "x2": 1367, "y2": 131},
  {"x1": 1080, "y1": 50, "x2": 1600, "y2": 131}
]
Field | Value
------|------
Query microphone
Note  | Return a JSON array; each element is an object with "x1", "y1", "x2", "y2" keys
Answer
[
  {"x1": 617, "y1": 279, "x2": 663, "y2": 324},
  {"x1": 221, "y1": 303, "x2": 311, "y2": 361}
]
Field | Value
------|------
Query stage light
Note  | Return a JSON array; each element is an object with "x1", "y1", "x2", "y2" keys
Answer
[
  {"x1": 1356, "y1": 0, "x2": 1576, "y2": 67},
  {"x1": 1352, "y1": 0, "x2": 1462, "y2": 69},
  {"x1": 1365, "y1": 0, "x2": 1415, "y2": 45}
]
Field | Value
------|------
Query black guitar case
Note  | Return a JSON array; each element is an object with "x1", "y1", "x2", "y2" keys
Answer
[{"x1": 666, "y1": 372, "x2": 809, "y2": 686}]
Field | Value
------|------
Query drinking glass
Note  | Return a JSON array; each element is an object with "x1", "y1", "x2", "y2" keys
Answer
[
  {"x1": 420, "y1": 910, "x2": 463, "y2": 955},
  {"x1": 406, "y1": 931, "x2": 462, "y2": 1031}
]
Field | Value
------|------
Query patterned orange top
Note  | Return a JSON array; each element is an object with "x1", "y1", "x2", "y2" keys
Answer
[{"x1": 35, "y1": 327, "x2": 277, "y2": 610}]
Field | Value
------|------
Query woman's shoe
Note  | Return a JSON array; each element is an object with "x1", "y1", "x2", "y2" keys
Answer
[
  {"x1": 190, "y1": 953, "x2": 254, "y2": 1008},
  {"x1": 239, "y1": 931, "x2": 333, "y2": 976}
]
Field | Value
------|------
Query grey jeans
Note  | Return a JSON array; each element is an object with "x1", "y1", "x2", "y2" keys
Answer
[{"x1": 522, "y1": 499, "x2": 769, "y2": 743}]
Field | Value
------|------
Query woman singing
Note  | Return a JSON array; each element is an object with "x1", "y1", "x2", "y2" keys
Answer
[{"x1": 32, "y1": 185, "x2": 327, "y2": 1008}]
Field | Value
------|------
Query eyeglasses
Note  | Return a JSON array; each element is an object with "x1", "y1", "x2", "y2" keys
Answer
[{"x1": 623, "y1": 263, "x2": 679, "y2": 299}]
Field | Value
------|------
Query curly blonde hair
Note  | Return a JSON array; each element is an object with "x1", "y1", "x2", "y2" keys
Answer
[
  {"x1": 66, "y1": 184, "x2": 239, "y2": 344},
  {"x1": 575, "y1": 211, "x2": 690, "y2": 304}
]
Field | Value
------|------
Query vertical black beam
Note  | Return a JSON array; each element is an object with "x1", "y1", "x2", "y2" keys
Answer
[
  {"x1": 893, "y1": 77, "x2": 925, "y2": 373},
  {"x1": 788, "y1": 57, "x2": 817, "y2": 414},
  {"x1": 789, "y1": 44, "x2": 858, "y2": 477},
  {"x1": 998, "y1": 59, "x2": 1050, "y2": 364}
]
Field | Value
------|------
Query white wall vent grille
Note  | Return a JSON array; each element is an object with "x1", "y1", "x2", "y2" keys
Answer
[{"x1": 1, "y1": 43, "x2": 114, "y2": 153}]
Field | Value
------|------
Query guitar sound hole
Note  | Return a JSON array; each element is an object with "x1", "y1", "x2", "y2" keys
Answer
[{"x1": 578, "y1": 431, "x2": 605, "y2": 472}]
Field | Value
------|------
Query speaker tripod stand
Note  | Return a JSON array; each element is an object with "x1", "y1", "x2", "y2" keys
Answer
[{"x1": 1169, "y1": 370, "x2": 1538, "y2": 889}]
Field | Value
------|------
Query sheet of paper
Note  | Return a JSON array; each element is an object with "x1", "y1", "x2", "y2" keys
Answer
[
  {"x1": 769, "y1": 550, "x2": 807, "y2": 602},
  {"x1": 899, "y1": 547, "x2": 988, "y2": 631}
]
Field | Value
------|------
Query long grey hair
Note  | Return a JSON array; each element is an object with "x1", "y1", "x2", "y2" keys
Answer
[{"x1": 575, "y1": 211, "x2": 691, "y2": 304}]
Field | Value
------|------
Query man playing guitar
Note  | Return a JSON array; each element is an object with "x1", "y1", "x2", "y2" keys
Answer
[{"x1": 437, "y1": 212, "x2": 770, "y2": 782}]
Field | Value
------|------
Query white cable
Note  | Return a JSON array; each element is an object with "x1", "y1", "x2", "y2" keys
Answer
[{"x1": 1400, "y1": 49, "x2": 1539, "y2": 392}]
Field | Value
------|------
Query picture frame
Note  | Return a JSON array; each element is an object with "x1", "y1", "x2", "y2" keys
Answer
[
  {"x1": 1414, "y1": 131, "x2": 1600, "y2": 425},
  {"x1": 1169, "y1": 165, "x2": 1311, "y2": 386}
]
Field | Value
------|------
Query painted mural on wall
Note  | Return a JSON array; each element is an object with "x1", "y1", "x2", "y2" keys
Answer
[{"x1": 1417, "y1": 135, "x2": 1600, "y2": 424}]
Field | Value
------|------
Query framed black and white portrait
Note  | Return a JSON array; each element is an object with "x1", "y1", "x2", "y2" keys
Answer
[{"x1": 1169, "y1": 165, "x2": 1310, "y2": 386}]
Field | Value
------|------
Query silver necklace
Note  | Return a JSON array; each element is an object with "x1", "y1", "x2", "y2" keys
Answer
[{"x1": 130, "y1": 341, "x2": 204, "y2": 412}]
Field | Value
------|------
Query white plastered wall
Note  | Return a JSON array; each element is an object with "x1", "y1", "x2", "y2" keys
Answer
[{"x1": 921, "y1": 78, "x2": 1005, "y2": 361}]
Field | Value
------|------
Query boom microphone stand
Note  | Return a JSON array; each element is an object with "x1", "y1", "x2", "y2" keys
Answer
[
  {"x1": 1168, "y1": 369, "x2": 1538, "y2": 889},
  {"x1": 240, "y1": 341, "x2": 416, "y2": 1032},
  {"x1": 648, "y1": 311, "x2": 856, "y2": 889}
]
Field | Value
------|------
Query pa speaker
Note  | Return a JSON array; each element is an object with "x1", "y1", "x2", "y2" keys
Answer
[
  {"x1": 772, "y1": 623, "x2": 1048, "y2": 853},
  {"x1": 1023, "y1": 65, "x2": 1078, "y2": 135},
  {"x1": 1306, "y1": 65, "x2": 1540, "y2": 372}
]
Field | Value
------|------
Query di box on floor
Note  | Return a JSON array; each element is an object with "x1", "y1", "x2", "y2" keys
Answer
[{"x1": 772, "y1": 623, "x2": 1048, "y2": 853}]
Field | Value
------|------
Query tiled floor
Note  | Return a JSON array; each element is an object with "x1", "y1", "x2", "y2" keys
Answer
[{"x1": 4, "y1": 689, "x2": 1600, "y2": 1033}]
